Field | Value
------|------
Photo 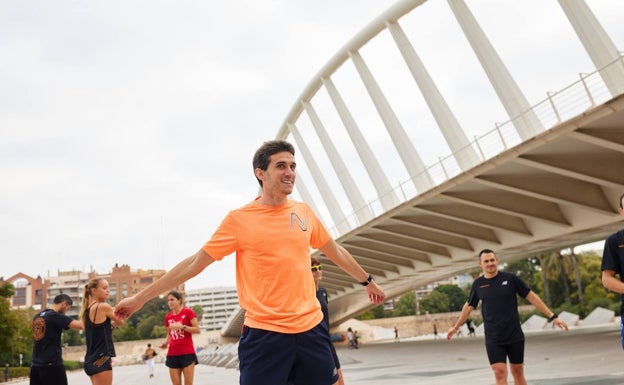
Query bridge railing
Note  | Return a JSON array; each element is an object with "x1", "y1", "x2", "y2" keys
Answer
[{"x1": 328, "y1": 54, "x2": 624, "y2": 238}]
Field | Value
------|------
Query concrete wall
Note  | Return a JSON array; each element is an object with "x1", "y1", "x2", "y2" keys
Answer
[{"x1": 62, "y1": 330, "x2": 222, "y2": 365}]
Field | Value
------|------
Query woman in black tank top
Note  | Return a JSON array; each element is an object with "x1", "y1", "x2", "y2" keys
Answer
[{"x1": 80, "y1": 278, "x2": 124, "y2": 385}]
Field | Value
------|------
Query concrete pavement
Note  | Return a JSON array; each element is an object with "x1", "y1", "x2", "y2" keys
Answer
[
  {"x1": 10, "y1": 324, "x2": 624, "y2": 385},
  {"x1": 338, "y1": 325, "x2": 624, "y2": 385}
]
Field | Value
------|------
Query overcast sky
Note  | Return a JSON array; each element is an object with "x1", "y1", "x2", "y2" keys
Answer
[{"x1": 1, "y1": 1, "x2": 622, "y2": 290}]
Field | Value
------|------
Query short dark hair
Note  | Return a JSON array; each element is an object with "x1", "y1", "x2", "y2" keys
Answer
[
  {"x1": 311, "y1": 256, "x2": 321, "y2": 266},
  {"x1": 252, "y1": 140, "x2": 295, "y2": 187},
  {"x1": 478, "y1": 248, "x2": 496, "y2": 258},
  {"x1": 54, "y1": 293, "x2": 73, "y2": 306}
]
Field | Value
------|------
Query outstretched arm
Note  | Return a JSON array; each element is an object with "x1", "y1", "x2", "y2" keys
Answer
[
  {"x1": 99, "y1": 302, "x2": 125, "y2": 327},
  {"x1": 602, "y1": 270, "x2": 624, "y2": 294},
  {"x1": 320, "y1": 239, "x2": 386, "y2": 304},
  {"x1": 447, "y1": 302, "x2": 474, "y2": 340},
  {"x1": 114, "y1": 248, "x2": 215, "y2": 319},
  {"x1": 525, "y1": 291, "x2": 568, "y2": 331},
  {"x1": 69, "y1": 319, "x2": 84, "y2": 331}
]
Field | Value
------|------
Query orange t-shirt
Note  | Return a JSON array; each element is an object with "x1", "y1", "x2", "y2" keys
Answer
[{"x1": 202, "y1": 198, "x2": 329, "y2": 333}]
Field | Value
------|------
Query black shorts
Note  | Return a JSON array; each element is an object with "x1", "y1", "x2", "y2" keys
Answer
[
  {"x1": 238, "y1": 322, "x2": 338, "y2": 385},
  {"x1": 485, "y1": 340, "x2": 525, "y2": 365},
  {"x1": 30, "y1": 365, "x2": 68, "y2": 385},
  {"x1": 165, "y1": 353, "x2": 198, "y2": 369},
  {"x1": 329, "y1": 341, "x2": 341, "y2": 369},
  {"x1": 84, "y1": 354, "x2": 112, "y2": 376}
]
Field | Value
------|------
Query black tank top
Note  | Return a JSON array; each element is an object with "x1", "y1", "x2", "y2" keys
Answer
[{"x1": 84, "y1": 303, "x2": 116, "y2": 362}]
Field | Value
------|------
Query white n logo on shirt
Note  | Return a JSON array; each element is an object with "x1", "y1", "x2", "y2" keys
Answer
[{"x1": 290, "y1": 212, "x2": 308, "y2": 231}]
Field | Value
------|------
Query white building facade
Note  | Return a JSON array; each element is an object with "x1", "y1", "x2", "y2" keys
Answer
[{"x1": 186, "y1": 286, "x2": 239, "y2": 331}]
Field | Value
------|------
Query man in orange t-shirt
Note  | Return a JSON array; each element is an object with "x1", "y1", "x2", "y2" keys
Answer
[{"x1": 115, "y1": 139, "x2": 386, "y2": 385}]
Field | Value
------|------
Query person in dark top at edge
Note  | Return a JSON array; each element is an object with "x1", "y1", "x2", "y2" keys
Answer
[
  {"x1": 447, "y1": 249, "x2": 568, "y2": 385},
  {"x1": 311, "y1": 256, "x2": 344, "y2": 385},
  {"x1": 601, "y1": 193, "x2": 624, "y2": 349},
  {"x1": 30, "y1": 294, "x2": 84, "y2": 385}
]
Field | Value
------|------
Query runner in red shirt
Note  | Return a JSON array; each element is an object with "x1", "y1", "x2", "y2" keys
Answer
[{"x1": 160, "y1": 291, "x2": 200, "y2": 385}]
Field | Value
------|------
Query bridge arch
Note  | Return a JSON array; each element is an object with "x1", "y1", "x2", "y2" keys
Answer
[{"x1": 223, "y1": 0, "x2": 624, "y2": 336}]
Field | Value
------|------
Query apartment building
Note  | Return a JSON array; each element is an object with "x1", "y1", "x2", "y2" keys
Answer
[
  {"x1": 96, "y1": 263, "x2": 184, "y2": 304},
  {"x1": 185, "y1": 286, "x2": 239, "y2": 331},
  {"x1": 2, "y1": 264, "x2": 184, "y2": 316},
  {"x1": 1, "y1": 272, "x2": 47, "y2": 309}
]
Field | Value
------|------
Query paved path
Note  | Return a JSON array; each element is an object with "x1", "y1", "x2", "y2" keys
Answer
[
  {"x1": 10, "y1": 324, "x2": 624, "y2": 385},
  {"x1": 338, "y1": 325, "x2": 624, "y2": 385}
]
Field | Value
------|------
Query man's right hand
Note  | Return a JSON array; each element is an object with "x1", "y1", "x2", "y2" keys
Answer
[
  {"x1": 114, "y1": 295, "x2": 141, "y2": 319},
  {"x1": 446, "y1": 326, "x2": 458, "y2": 340}
]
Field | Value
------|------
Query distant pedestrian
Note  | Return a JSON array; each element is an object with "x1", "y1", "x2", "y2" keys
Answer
[
  {"x1": 347, "y1": 327, "x2": 358, "y2": 349},
  {"x1": 466, "y1": 318, "x2": 476, "y2": 337},
  {"x1": 4, "y1": 363, "x2": 9, "y2": 382},
  {"x1": 447, "y1": 248, "x2": 568, "y2": 385},
  {"x1": 143, "y1": 343, "x2": 157, "y2": 379},
  {"x1": 394, "y1": 326, "x2": 400, "y2": 343},
  {"x1": 433, "y1": 322, "x2": 440, "y2": 339}
]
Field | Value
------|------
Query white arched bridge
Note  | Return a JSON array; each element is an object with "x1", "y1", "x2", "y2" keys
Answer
[{"x1": 223, "y1": 0, "x2": 624, "y2": 336}]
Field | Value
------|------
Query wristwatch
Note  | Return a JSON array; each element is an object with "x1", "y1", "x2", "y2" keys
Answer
[
  {"x1": 549, "y1": 313, "x2": 558, "y2": 321},
  {"x1": 182, "y1": 325, "x2": 187, "y2": 331},
  {"x1": 360, "y1": 274, "x2": 373, "y2": 286}
]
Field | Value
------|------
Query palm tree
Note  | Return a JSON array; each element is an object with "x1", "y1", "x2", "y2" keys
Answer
[
  {"x1": 555, "y1": 250, "x2": 571, "y2": 302},
  {"x1": 568, "y1": 247, "x2": 585, "y2": 306},
  {"x1": 538, "y1": 253, "x2": 553, "y2": 307}
]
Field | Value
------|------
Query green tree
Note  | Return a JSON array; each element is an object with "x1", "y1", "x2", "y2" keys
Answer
[
  {"x1": 151, "y1": 325, "x2": 168, "y2": 338},
  {"x1": 192, "y1": 305, "x2": 204, "y2": 323},
  {"x1": 0, "y1": 282, "x2": 17, "y2": 365},
  {"x1": 555, "y1": 251, "x2": 572, "y2": 303},
  {"x1": 0, "y1": 282, "x2": 14, "y2": 298},
  {"x1": 523, "y1": 249, "x2": 615, "y2": 315},
  {"x1": 62, "y1": 328, "x2": 83, "y2": 347},
  {"x1": 356, "y1": 305, "x2": 386, "y2": 320},
  {"x1": 113, "y1": 322, "x2": 140, "y2": 341},
  {"x1": 0, "y1": 305, "x2": 34, "y2": 367},
  {"x1": 568, "y1": 248, "x2": 585, "y2": 306},
  {"x1": 504, "y1": 257, "x2": 540, "y2": 288},
  {"x1": 537, "y1": 253, "x2": 553, "y2": 307},
  {"x1": 419, "y1": 290, "x2": 449, "y2": 314},
  {"x1": 391, "y1": 291, "x2": 415, "y2": 316},
  {"x1": 136, "y1": 314, "x2": 166, "y2": 340},
  {"x1": 433, "y1": 285, "x2": 465, "y2": 311},
  {"x1": 128, "y1": 297, "x2": 168, "y2": 328},
  {"x1": 577, "y1": 252, "x2": 613, "y2": 305}
]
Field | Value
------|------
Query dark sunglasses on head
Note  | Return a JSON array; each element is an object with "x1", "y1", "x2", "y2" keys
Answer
[{"x1": 311, "y1": 265, "x2": 322, "y2": 272}]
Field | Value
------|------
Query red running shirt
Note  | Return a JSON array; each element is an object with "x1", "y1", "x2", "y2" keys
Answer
[{"x1": 164, "y1": 307, "x2": 196, "y2": 356}]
